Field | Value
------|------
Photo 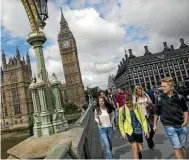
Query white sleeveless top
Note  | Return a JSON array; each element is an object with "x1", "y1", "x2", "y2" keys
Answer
[{"x1": 95, "y1": 108, "x2": 114, "y2": 128}]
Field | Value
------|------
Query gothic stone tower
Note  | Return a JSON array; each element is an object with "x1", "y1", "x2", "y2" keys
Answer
[
  {"x1": 1, "y1": 47, "x2": 33, "y2": 131},
  {"x1": 58, "y1": 10, "x2": 85, "y2": 108}
]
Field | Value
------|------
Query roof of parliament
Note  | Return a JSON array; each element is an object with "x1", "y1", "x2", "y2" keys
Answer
[
  {"x1": 115, "y1": 38, "x2": 189, "y2": 79},
  {"x1": 1, "y1": 46, "x2": 31, "y2": 74}
]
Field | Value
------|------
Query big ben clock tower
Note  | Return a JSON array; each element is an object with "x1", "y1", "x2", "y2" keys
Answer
[{"x1": 58, "y1": 10, "x2": 85, "y2": 108}]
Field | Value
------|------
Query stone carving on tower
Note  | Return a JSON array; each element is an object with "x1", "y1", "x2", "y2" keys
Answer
[{"x1": 58, "y1": 9, "x2": 85, "y2": 108}]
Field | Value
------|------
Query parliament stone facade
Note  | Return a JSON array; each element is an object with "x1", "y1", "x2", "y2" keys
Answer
[{"x1": 1, "y1": 47, "x2": 33, "y2": 131}]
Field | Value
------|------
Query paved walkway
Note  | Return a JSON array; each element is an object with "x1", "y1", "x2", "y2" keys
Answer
[{"x1": 111, "y1": 122, "x2": 189, "y2": 159}]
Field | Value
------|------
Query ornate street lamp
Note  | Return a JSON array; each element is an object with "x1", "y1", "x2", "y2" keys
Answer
[
  {"x1": 21, "y1": 0, "x2": 68, "y2": 137},
  {"x1": 35, "y1": 0, "x2": 48, "y2": 20},
  {"x1": 34, "y1": 0, "x2": 48, "y2": 27}
]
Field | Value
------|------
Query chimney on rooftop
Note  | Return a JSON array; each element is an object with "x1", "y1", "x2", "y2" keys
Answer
[
  {"x1": 170, "y1": 45, "x2": 174, "y2": 50},
  {"x1": 128, "y1": 49, "x2": 135, "y2": 58},
  {"x1": 180, "y1": 38, "x2": 188, "y2": 48},
  {"x1": 144, "y1": 45, "x2": 151, "y2": 55},
  {"x1": 163, "y1": 42, "x2": 171, "y2": 51}
]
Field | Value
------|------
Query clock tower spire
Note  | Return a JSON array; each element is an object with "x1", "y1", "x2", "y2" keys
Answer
[{"x1": 58, "y1": 9, "x2": 85, "y2": 108}]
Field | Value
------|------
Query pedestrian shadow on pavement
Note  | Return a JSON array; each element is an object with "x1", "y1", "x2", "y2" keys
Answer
[
  {"x1": 112, "y1": 129, "x2": 129, "y2": 148},
  {"x1": 187, "y1": 147, "x2": 189, "y2": 159},
  {"x1": 166, "y1": 146, "x2": 189, "y2": 159},
  {"x1": 153, "y1": 133, "x2": 167, "y2": 144},
  {"x1": 114, "y1": 146, "x2": 131, "y2": 159},
  {"x1": 142, "y1": 148, "x2": 162, "y2": 159}
]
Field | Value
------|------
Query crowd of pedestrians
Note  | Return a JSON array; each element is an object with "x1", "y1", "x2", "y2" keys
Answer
[{"x1": 94, "y1": 77, "x2": 188, "y2": 159}]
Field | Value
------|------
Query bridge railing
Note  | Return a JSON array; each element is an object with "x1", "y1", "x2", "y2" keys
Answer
[
  {"x1": 74, "y1": 100, "x2": 103, "y2": 159},
  {"x1": 45, "y1": 100, "x2": 103, "y2": 159}
]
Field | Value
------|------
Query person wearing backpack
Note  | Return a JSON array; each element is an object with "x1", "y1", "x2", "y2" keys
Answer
[
  {"x1": 119, "y1": 95, "x2": 149, "y2": 159},
  {"x1": 153, "y1": 77, "x2": 188, "y2": 159},
  {"x1": 95, "y1": 96, "x2": 115, "y2": 159},
  {"x1": 146, "y1": 84, "x2": 155, "y2": 104},
  {"x1": 133, "y1": 86, "x2": 156, "y2": 150}
]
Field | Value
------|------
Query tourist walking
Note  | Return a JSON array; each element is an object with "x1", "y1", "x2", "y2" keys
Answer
[
  {"x1": 107, "y1": 88, "x2": 118, "y2": 127},
  {"x1": 119, "y1": 95, "x2": 149, "y2": 159},
  {"x1": 154, "y1": 77, "x2": 188, "y2": 159},
  {"x1": 146, "y1": 84, "x2": 155, "y2": 104},
  {"x1": 116, "y1": 88, "x2": 125, "y2": 108},
  {"x1": 95, "y1": 96, "x2": 115, "y2": 159},
  {"x1": 99, "y1": 90, "x2": 108, "y2": 99},
  {"x1": 133, "y1": 86, "x2": 155, "y2": 149}
]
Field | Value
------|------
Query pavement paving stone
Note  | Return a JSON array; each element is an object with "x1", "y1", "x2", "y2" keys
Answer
[{"x1": 111, "y1": 122, "x2": 189, "y2": 159}]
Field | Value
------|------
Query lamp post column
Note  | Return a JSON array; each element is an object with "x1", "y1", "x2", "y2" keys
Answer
[
  {"x1": 21, "y1": 0, "x2": 68, "y2": 137},
  {"x1": 27, "y1": 32, "x2": 48, "y2": 83},
  {"x1": 27, "y1": 32, "x2": 54, "y2": 113}
]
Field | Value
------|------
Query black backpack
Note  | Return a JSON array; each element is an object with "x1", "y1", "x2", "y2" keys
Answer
[{"x1": 156, "y1": 93, "x2": 183, "y2": 112}]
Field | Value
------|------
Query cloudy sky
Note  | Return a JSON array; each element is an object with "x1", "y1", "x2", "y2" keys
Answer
[{"x1": 1, "y1": 0, "x2": 189, "y2": 89}]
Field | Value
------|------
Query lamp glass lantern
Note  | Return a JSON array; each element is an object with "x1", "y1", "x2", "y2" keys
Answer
[{"x1": 34, "y1": 0, "x2": 48, "y2": 22}]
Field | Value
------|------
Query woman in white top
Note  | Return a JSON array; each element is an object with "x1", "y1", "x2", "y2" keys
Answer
[
  {"x1": 133, "y1": 86, "x2": 155, "y2": 150},
  {"x1": 95, "y1": 96, "x2": 115, "y2": 159}
]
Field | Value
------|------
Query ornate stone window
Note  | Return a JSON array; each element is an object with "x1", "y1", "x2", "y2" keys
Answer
[
  {"x1": 2, "y1": 93, "x2": 8, "y2": 116},
  {"x1": 11, "y1": 88, "x2": 21, "y2": 115},
  {"x1": 4, "y1": 105, "x2": 8, "y2": 117}
]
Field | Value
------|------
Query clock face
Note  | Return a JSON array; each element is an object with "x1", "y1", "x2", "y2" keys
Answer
[{"x1": 62, "y1": 40, "x2": 70, "y2": 49}]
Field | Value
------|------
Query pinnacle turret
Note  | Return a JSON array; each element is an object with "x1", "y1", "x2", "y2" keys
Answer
[
  {"x1": 2, "y1": 50, "x2": 5, "y2": 57},
  {"x1": 16, "y1": 46, "x2": 20, "y2": 58}
]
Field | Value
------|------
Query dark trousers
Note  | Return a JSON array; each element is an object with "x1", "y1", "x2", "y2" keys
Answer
[{"x1": 146, "y1": 123, "x2": 155, "y2": 149}]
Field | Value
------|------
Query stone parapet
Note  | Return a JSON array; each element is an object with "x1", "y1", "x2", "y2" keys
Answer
[{"x1": 7, "y1": 127, "x2": 83, "y2": 159}]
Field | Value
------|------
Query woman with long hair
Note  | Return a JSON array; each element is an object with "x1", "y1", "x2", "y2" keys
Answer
[
  {"x1": 95, "y1": 96, "x2": 115, "y2": 159},
  {"x1": 133, "y1": 86, "x2": 155, "y2": 150}
]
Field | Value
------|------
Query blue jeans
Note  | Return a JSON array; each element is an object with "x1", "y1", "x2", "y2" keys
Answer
[
  {"x1": 164, "y1": 126, "x2": 188, "y2": 148},
  {"x1": 99, "y1": 127, "x2": 113, "y2": 159}
]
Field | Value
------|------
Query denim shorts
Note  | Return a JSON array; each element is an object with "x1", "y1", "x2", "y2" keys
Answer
[{"x1": 164, "y1": 126, "x2": 188, "y2": 149}]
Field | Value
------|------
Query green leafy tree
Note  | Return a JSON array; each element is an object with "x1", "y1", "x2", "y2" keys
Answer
[
  {"x1": 63, "y1": 103, "x2": 80, "y2": 114},
  {"x1": 104, "y1": 89, "x2": 108, "y2": 96},
  {"x1": 84, "y1": 90, "x2": 89, "y2": 103},
  {"x1": 86, "y1": 86, "x2": 100, "y2": 100}
]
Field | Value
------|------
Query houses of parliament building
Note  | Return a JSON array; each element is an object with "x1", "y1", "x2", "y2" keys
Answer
[
  {"x1": 1, "y1": 47, "x2": 33, "y2": 131},
  {"x1": 113, "y1": 38, "x2": 189, "y2": 93}
]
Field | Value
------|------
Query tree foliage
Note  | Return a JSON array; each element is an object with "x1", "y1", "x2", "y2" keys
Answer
[{"x1": 63, "y1": 103, "x2": 80, "y2": 114}]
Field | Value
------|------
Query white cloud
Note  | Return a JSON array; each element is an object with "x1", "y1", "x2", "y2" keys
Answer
[
  {"x1": 104, "y1": 0, "x2": 189, "y2": 55},
  {"x1": 1, "y1": 0, "x2": 30, "y2": 37},
  {"x1": 1, "y1": 0, "x2": 189, "y2": 90}
]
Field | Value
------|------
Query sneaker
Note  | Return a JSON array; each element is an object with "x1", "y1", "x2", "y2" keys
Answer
[
  {"x1": 151, "y1": 145, "x2": 155, "y2": 150},
  {"x1": 138, "y1": 152, "x2": 142, "y2": 159},
  {"x1": 150, "y1": 143, "x2": 155, "y2": 150}
]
